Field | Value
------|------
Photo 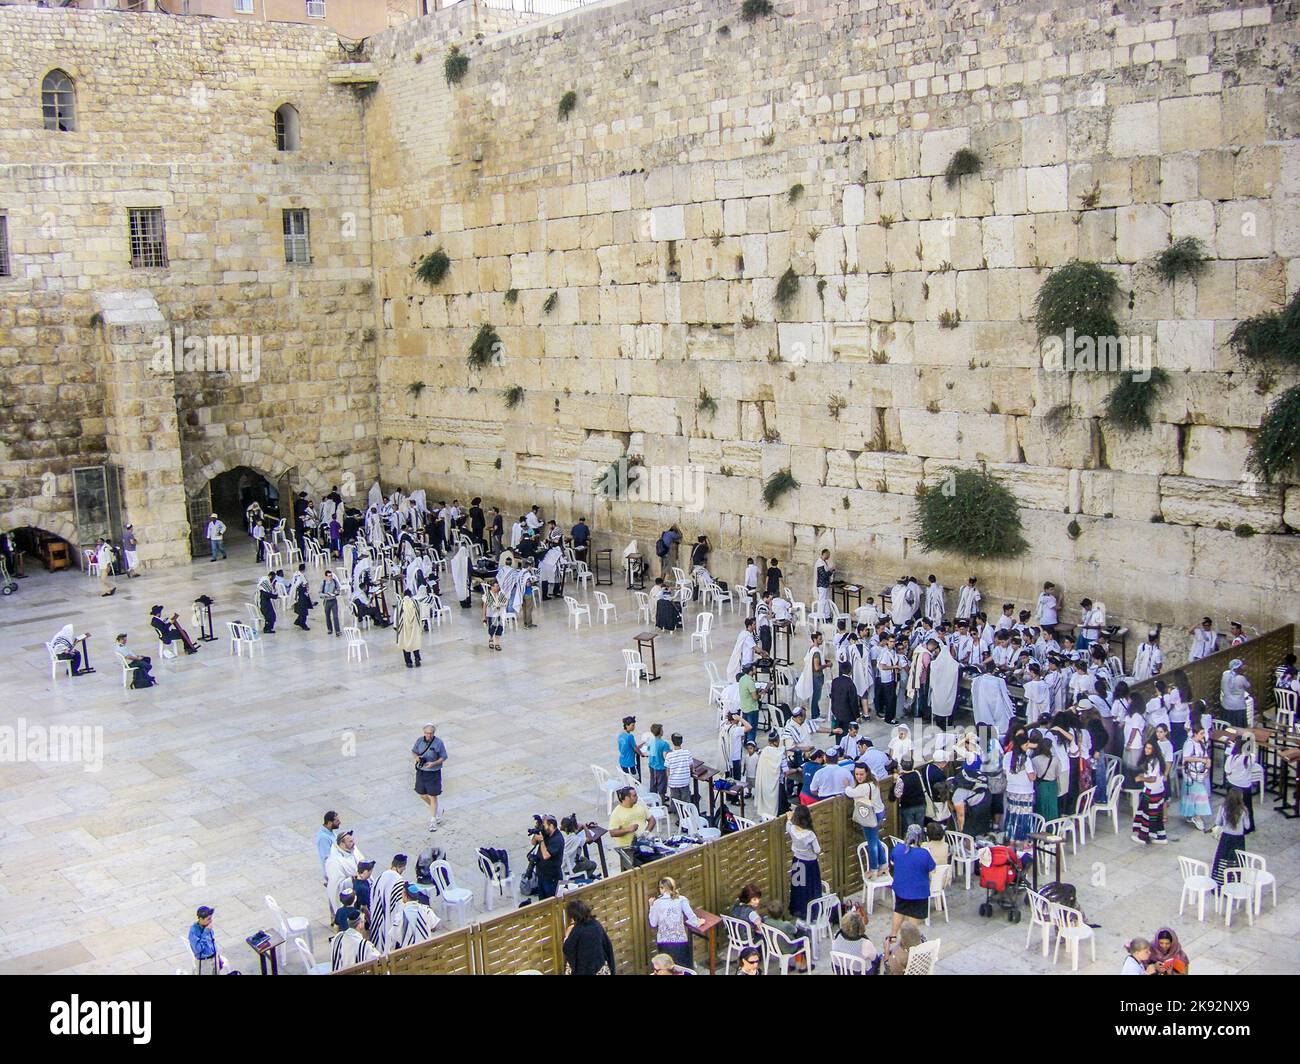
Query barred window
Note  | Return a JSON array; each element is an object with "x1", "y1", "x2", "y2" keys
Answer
[
  {"x1": 128, "y1": 208, "x2": 168, "y2": 269},
  {"x1": 305, "y1": 0, "x2": 326, "y2": 18},
  {"x1": 42, "y1": 70, "x2": 76, "y2": 133},
  {"x1": 234, "y1": 0, "x2": 254, "y2": 12},
  {"x1": 283, "y1": 209, "x2": 311, "y2": 265},
  {"x1": 0, "y1": 216, "x2": 10, "y2": 278},
  {"x1": 274, "y1": 104, "x2": 300, "y2": 151}
]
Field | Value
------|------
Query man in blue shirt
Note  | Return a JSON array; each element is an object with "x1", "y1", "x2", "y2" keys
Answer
[
  {"x1": 316, "y1": 810, "x2": 340, "y2": 884},
  {"x1": 656, "y1": 525, "x2": 681, "y2": 577},
  {"x1": 571, "y1": 517, "x2": 590, "y2": 563},
  {"x1": 187, "y1": 905, "x2": 226, "y2": 975},
  {"x1": 617, "y1": 716, "x2": 643, "y2": 782},
  {"x1": 646, "y1": 722, "x2": 671, "y2": 799}
]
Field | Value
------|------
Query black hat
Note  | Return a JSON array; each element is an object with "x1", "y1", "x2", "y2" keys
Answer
[
  {"x1": 622, "y1": 715, "x2": 637, "y2": 727},
  {"x1": 196, "y1": 905, "x2": 214, "y2": 918}
]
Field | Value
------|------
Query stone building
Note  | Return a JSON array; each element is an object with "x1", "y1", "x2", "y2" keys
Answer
[{"x1": 0, "y1": 0, "x2": 1297, "y2": 642}]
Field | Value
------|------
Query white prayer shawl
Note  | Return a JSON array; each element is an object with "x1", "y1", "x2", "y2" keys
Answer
[
  {"x1": 1131, "y1": 642, "x2": 1162, "y2": 683},
  {"x1": 754, "y1": 746, "x2": 783, "y2": 820},
  {"x1": 352, "y1": 555, "x2": 373, "y2": 590},
  {"x1": 924, "y1": 583, "x2": 946, "y2": 626},
  {"x1": 956, "y1": 585, "x2": 981, "y2": 620},
  {"x1": 929, "y1": 645, "x2": 960, "y2": 720},
  {"x1": 324, "y1": 842, "x2": 367, "y2": 909},
  {"x1": 1036, "y1": 593, "x2": 1058, "y2": 627},
  {"x1": 971, "y1": 672, "x2": 1015, "y2": 731},
  {"x1": 538, "y1": 546, "x2": 563, "y2": 585},
  {"x1": 369, "y1": 869, "x2": 401, "y2": 948},
  {"x1": 451, "y1": 546, "x2": 470, "y2": 602},
  {"x1": 850, "y1": 643, "x2": 873, "y2": 698},
  {"x1": 330, "y1": 928, "x2": 377, "y2": 971},
  {"x1": 622, "y1": 539, "x2": 639, "y2": 561},
  {"x1": 396, "y1": 595, "x2": 422, "y2": 652},
  {"x1": 906, "y1": 645, "x2": 931, "y2": 699},
  {"x1": 1189, "y1": 629, "x2": 1218, "y2": 661},
  {"x1": 1024, "y1": 679, "x2": 1052, "y2": 720},
  {"x1": 887, "y1": 726, "x2": 913, "y2": 764},
  {"x1": 367, "y1": 481, "x2": 382, "y2": 510},
  {"x1": 889, "y1": 582, "x2": 917, "y2": 626},
  {"x1": 498, "y1": 565, "x2": 525, "y2": 612},
  {"x1": 725, "y1": 630, "x2": 756, "y2": 681},
  {"x1": 794, "y1": 645, "x2": 821, "y2": 703},
  {"x1": 854, "y1": 603, "x2": 881, "y2": 627},
  {"x1": 399, "y1": 901, "x2": 438, "y2": 948},
  {"x1": 719, "y1": 682, "x2": 742, "y2": 722}
]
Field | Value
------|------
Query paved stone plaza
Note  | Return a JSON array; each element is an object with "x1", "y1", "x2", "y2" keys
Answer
[{"x1": 0, "y1": 541, "x2": 1295, "y2": 975}]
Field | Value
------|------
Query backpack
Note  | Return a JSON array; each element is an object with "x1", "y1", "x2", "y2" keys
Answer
[{"x1": 655, "y1": 536, "x2": 669, "y2": 558}]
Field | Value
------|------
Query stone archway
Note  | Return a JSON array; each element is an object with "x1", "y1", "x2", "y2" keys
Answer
[
  {"x1": 182, "y1": 438, "x2": 327, "y2": 500},
  {"x1": 0, "y1": 509, "x2": 85, "y2": 568}
]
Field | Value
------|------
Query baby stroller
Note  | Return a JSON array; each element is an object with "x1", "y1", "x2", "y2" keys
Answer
[
  {"x1": 977, "y1": 845, "x2": 1028, "y2": 922},
  {"x1": 0, "y1": 557, "x2": 16, "y2": 595}
]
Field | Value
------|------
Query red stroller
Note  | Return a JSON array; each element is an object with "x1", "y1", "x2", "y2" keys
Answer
[{"x1": 978, "y1": 845, "x2": 1028, "y2": 923}]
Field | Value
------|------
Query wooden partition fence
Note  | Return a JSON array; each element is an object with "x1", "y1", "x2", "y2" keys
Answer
[{"x1": 334, "y1": 792, "x2": 900, "y2": 976}]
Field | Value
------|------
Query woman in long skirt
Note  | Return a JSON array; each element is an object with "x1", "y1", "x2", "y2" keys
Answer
[
  {"x1": 1210, "y1": 791, "x2": 1248, "y2": 885},
  {"x1": 785, "y1": 806, "x2": 823, "y2": 919},
  {"x1": 1131, "y1": 742, "x2": 1168, "y2": 844},
  {"x1": 1002, "y1": 737, "x2": 1037, "y2": 842},
  {"x1": 1179, "y1": 724, "x2": 1213, "y2": 831}
]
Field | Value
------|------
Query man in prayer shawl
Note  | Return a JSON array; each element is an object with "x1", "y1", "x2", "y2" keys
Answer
[
  {"x1": 350, "y1": 575, "x2": 390, "y2": 628},
  {"x1": 814, "y1": 549, "x2": 834, "y2": 618},
  {"x1": 50, "y1": 624, "x2": 93, "y2": 675},
  {"x1": 395, "y1": 591, "x2": 423, "y2": 668},
  {"x1": 330, "y1": 910, "x2": 378, "y2": 971},
  {"x1": 854, "y1": 597, "x2": 881, "y2": 628},
  {"x1": 450, "y1": 542, "x2": 471, "y2": 608},
  {"x1": 726, "y1": 617, "x2": 759, "y2": 680},
  {"x1": 368, "y1": 855, "x2": 407, "y2": 950},
  {"x1": 889, "y1": 575, "x2": 917, "y2": 627},
  {"x1": 396, "y1": 883, "x2": 440, "y2": 948},
  {"x1": 793, "y1": 633, "x2": 827, "y2": 728},
  {"x1": 325, "y1": 830, "x2": 367, "y2": 913},
  {"x1": 753, "y1": 731, "x2": 785, "y2": 820},
  {"x1": 970, "y1": 668, "x2": 1015, "y2": 736},
  {"x1": 1022, "y1": 663, "x2": 1051, "y2": 721},
  {"x1": 256, "y1": 571, "x2": 277, "y2": 633},
  {"x1": 1131, "y1": 631, "x2": 1163, "y2": 683},
  {"x1": 537, "y1": 543, "x2": 564, "y2": 601},
  {"x1": 956, "y1": 576, "x2": 981, "y2": 622},
  {"x1": 847, "y1": 629, "x2": 874, "y2": 718},
  {"x1": 928, "y1": 639, "x2": 960, "y2": 730},
  {"x1": 924, "y1": 576, "x2": 946, "y2": 627},
  {"x1": 906, "y1": 636, "x2": 935, "y2": 721}
]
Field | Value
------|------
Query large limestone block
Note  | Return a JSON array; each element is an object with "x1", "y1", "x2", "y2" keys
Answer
[
  {"x1": 855, "y1": 452, "x2": 925, "y2": 495},
  {"x1": 1155, "y1": 319, "x2": 1216, "y2": 372},
  {"x1": 1116, "y1": 204, "x2": 1170, "y2": 262},
  {"x1": 1018, "y1": 415, "x2": 1099, "y2": 469},
  {"x1": 920, "y1": 128, "x2": 970, "y2": 177},
  {"x1": 1099, "y1": 422, "x2": 1181, "y2": 476},
  {"x1": 627, "y1": 395, "x2": 680, "y2": 436},
  {"x1": 1109, "y1": 102, "x2": 1161, "y2": 157},
  {"x1": 1286, "y1": 488, "x2": 1300, "y2": 530},
  {"x1": 1080, "y1": 470, "x2": 1162, "y2": 521},
  {"x1": 1183, "y1": 426, "x2": 1252, "y2": 482},
  {"x1": 984, "y1": 462, "x2": 1072, "y2": 511},
  {"x1": 1215, "y1": 200, "x2": 1272, "y2": 259},
  {"x1": 957, "y1": 414, "x2": 1020, "y2": 463},
  {"x1": 1160, "y1": 476, "x2": 1283, "y2": 532},
  {"x1": 1190, "y1": 527, "x2": 1300, "y2": 594},
  {"x1": 899, "y1": 409, "x2": 960, "y2": 459},
  {"x1": 1025, "y1": 166, "x2": 1068, "y2": 213},
  {"x1": 1160, "y1": 96, "x2": 1224, "y2": 154}
]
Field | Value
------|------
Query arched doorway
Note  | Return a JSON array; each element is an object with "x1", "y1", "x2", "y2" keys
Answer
[
  {"x1": 1, "y1": 525, "x2": 76, "y2": 579},
  {"x1": 187, "y1": 466, "x2": 282, "y2": 557}
]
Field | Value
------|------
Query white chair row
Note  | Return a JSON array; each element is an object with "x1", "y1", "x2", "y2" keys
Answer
[{"x1": 1178, "y1": 853, "x2": 1276, "y2": 927}]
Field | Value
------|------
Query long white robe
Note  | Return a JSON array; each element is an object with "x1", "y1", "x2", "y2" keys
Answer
[
  {"x1": 794, "y1": 645, "x2": 820, "y2": 703},
  {"x1": 1131, "y1": 642, "x2": 1162, "y2": 683},
  {"x1": 451, "y1": 546, "x2": 470, "y2": 603},
  {"x1": 971, "y1": 672, "x2": 1015, "y2": 731},
  {"x1": 850, "y1": 643, "x2": 873, "y2": 699},
  {"x1": 924, "y1": 582, "x2": 946, "y2": 626},
  {"x1": 889, "y1": 582, "x2": 917, "y2": 626},
  {"x1": 929, "y1": 645, "x2": 960, "y2": 720},
  {"x1": 324, "y1": 842, "x2": 367, "y2": 911},
  {"x1": 754, "y1": 746, "x2": 783, "y2": 820},
  {"x1": 725, "y1": 630, "x2": 756, "y2": 681},
  {"x1": 330, "y1": 928, "x2": 377, "y2": 971},
  {"x1": 956, "y1": 584, "x2": 981, "y2": 620}
]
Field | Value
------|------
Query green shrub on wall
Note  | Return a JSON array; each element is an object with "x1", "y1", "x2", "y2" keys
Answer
[
  {"x1": 762, "y1": 468, "x2": 799, "y2": 508},
  {"x1": 915, "y1": 468, "x2": 1027, "y2": 560},
  {"x1": 444, "y1": 46, "x2": 469, "y2": 85},
  {"x1": 1154, "y1": 236, "x2": 1208, "y2": 284},
  {"x1": 467, "y1": 323, "x2": 501, "y2": 368},
  {"x1": 741, "y1": 0, "x2": 774, "y2": 21},
  {"x1": 943, "y1": 147, "x2": 981, "y2": 187},
  {"x1": 1248, "y1": 385, "x2": 1300, "y2": 483},
  {"x1": 1103, "y1": 368, "x2": 1169, "y2": 431},
  {"x1": 415, "y1": 248, "x2": 450, "y2": 287},
  {"x1": 1228, "y1": 290, "x2": 1300, "y2": 367},
  {"x1": 1033, "y1": 260, "x2": 1120, "y2": 344}
]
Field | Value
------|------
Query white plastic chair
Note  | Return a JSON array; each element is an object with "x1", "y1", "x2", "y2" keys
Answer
[
  {"x1": 690, "y1": 611, "x2": 714, "y2": 653},
  {"x1": 429, "y1": 595, "x2": 452, "y2": 626},
  {"x1": 573, "y1": 562, "x2": 594, "y2": 590},
  {"x1": 1070, "y1": 789, "x2": 1096, "y2": 846},
  {"x1": 720, "y1": 913, "x2": 761, "y2": 974},
  {"x1": 635, "y1": 591, "x2": 652, "y2": 625},
  {"x1": 477, "y1": 851, "x2": 519, "y2": 912},
  {"x1": 797, "y1": 894, "x2": 838, "y2": 961},
  {"x1": 565, "y1": 595, "x2": 592, "y2": 629},
  {"x1": 1090, "y1": 775, "x2": 1124, "y2": 835},
  {"x1": 902, "y1": 937, "x2": 940, "y2": 974},
  {"x1": 292, "y1": 936, "x2": 330, "y2": 975},
  {"x1": 1236, "y1": 851, "x2": 1277, "y2": 912},
  {"x1": 47, "y1": 641, "x2": 73, "y2": 680},
  {"x1": 671, "y1": 798, "x2": 721, "y2": 841},
  {"x1": 591, "y1": 764, "x2": 620, "y2": 810},
  {"x1": 1050, "y1": 903, "x2": 1095, "y2": 971},
  {"x1": 759, "y1": 922, "x2": 811, "y2": 975},
  {"x1": 429, "y1": 860, "x2": 474, "y2": 929},
  {"x1": 945, "y1": 831, "x2": 978, "y2": 890},
  {"x1": 1025, "y1": 888, "x2": 1057, "y2": 957},
  {"x1": 594, "y1": 590, "x2": 617, "y2": 624},
  {"x1": 830, "y1": 950, "x2": 867, "y2": 975},
  {"x1": 244, "y1": 602, "x2": 264, "y2": 633},
  {"x1": 925, "y1": 864, "x2": 952, "y2": 926},
  {"x1": 265, "y1": 550, "x2": 282, "y2": 572},
  {"x1": 704, "y1": 660, "x2": 726, "y2": 708},
  {"x1": 344, "y1": 626, "x2": 369, "y2": 662},
  {"x1": 266, "y1": 894, "x2": 313, "y2": 967},
  {"x1": 1177, "y1": 855, "x2": 1218, "y2": 923},
  {"x1": 157, "y1": 636, "x2": 178, "y2": 661},
  {"x1": 1219, "y1": 868, "x2": 1255, "y2": 927},
  {"x1": 856, "y1": 841, "x2": 893, "y2": 914},
  {"x1": 622, "y1": 649, "x2": 648, "y2": 688},
  {"x1": 120, "y1": 658, "x2": 133, "y2": 689},
  {"x1": 733, "y1": 816, "x2": 757, "y2": 832}
]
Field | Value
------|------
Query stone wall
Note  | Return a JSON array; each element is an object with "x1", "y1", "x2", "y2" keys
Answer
[
  {"x1": 363, "y1": 0, "x2": 1300, "y2": 645},
  {"x1": 0, "y1": 8, "x2": 378, "y2": 563}
]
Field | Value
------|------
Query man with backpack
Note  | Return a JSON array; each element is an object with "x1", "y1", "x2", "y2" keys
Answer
[{"x1": 654, "y1": 525, "x2": 681, "y2": 577}]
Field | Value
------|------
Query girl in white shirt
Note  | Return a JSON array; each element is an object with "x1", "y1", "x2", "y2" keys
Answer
[
  {"x1": 1179, "y1": 725, "x2": 1212, "y2": 830},
  {"x1": 1223, "y1": 736, "x2": 1256, "y2": 835},
  {"x1": 1002, "y1": 738, "x2": 1038, "y2": 842},
  {"x1": 1131, "y1": 741, "x2": 1168, "y2": 844},
  {"x1": 785, "y1": 806, "x2": 824, "y2": 920},
  {"x1": 647, "y1": 876, "x2": 700, "y2": 970}
]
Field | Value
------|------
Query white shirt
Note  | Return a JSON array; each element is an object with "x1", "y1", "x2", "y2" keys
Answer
[
  {"x1": 509, "y1": 522, "x2": 524, "y2": 548},
  {"x1": 525, "y1": 512, "x2": 542, "y2": 530},
  {"x1": 786, "y1": 822, "x2": 822, "y2": 862},
  {"x1": 1003, "y1": 749, "x2": 1035, "y2": 794},
  {"x1": 1036, "y1": 593, "x2": 1058, "y2": 626},
  {"x1": 744, "y1": 563, "x2": 759, "y2": 590},
  {"x1": 205, "y1": 519, "x2": 226, "y2": 540}
]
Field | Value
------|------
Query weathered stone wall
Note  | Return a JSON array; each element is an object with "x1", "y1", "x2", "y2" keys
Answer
[
  {"x1": 364, "y1": 0, "x2": 1300, "y2": 644},
  {"x1": 0, "y1": 8, "x2": 378, "y2": 563}
]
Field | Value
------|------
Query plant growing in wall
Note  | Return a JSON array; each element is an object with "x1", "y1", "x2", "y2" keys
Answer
[
  {"x1": 762, "y1": 468, "x2": 799, "y2": 508},
  {"x1": 1033, "y1": 259, "x2": 1120, "y2": 345},
  {"x1": 1103, "y1": 368, "x2": 1169, "y2": 431},
  {"x1": 1153, "y1": 236, "x2": 1208, "y2": 284},
  {"x1": 1227, "y1": 289, "x2": 1300, "y2": 367},
  {"x1": 774, "y1": 266, "x2": 799, "y2": 312},
  {"x1": 415, "y1": 248, "x2": 451, "y2": 287},
  {"x1": 503, "y1": 385, "x2": 525, "y2": 409},
  {"x1": 788, "y1": 183, "x2": 805, "y2": 204},
  {"x1": 504, "y1": 288, "x2": 519, "y2": 305},
  {"x1": 943, "y1": 147, "x2": 982, "y2": 188},
  {"x1": 1247, "y1": 385, "x2": 1300, "y2": 483},
  {"x1": 558, "y1": 90, "x2": 578, "y2": 120},
  {"x1": 542, "y1": 291, "x2": 559, "y2": 315},
  {"x1": 697, "y1": 390, "x2": 718, "y2": 417},
  {"x1": 467, "y1": 323, "x2": 501, "y2": 368},
  {"x1": 1066, "y1": 518, "x2": 1082, "y2": 540},
  {"x1": 741, "y1": 0, "x2": 774, "y2": 21},
  {"x1": 938, "y1": 309, "x2": 961, "y2": 329},
  {"x1": 444, "y1": 45, "x2": 470, "y2": 85},
  {"x1": 915, "y1": 467, "x2": 1027, "y2": 560},
  {"x1": 407, "y1": 381, "x2": 427, "y2": 399},
  {"x1": 828, "y1": 394, "x2": 847, "y2": 419}
]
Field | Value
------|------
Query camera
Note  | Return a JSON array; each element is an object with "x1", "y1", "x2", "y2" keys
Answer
[{"x1": 526, "y1": 814, "x2": 546, "y2": 838}]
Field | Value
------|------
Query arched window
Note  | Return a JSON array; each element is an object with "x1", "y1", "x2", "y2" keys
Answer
[
  {"x1": 42, "y1": 70, "x2": 76, "y2": 133},
  {"x1": 274, "y1": 104, "x2": 300, "y2": 151}
]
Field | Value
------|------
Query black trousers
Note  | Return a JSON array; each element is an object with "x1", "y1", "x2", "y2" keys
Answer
[{"x1": 259, "y1": 594, "x2": 276, "y2": 632}]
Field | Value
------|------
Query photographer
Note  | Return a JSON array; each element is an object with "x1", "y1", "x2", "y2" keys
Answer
[{"x1": 530, "y1": 815, "x2": 565, "y2": 899}]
